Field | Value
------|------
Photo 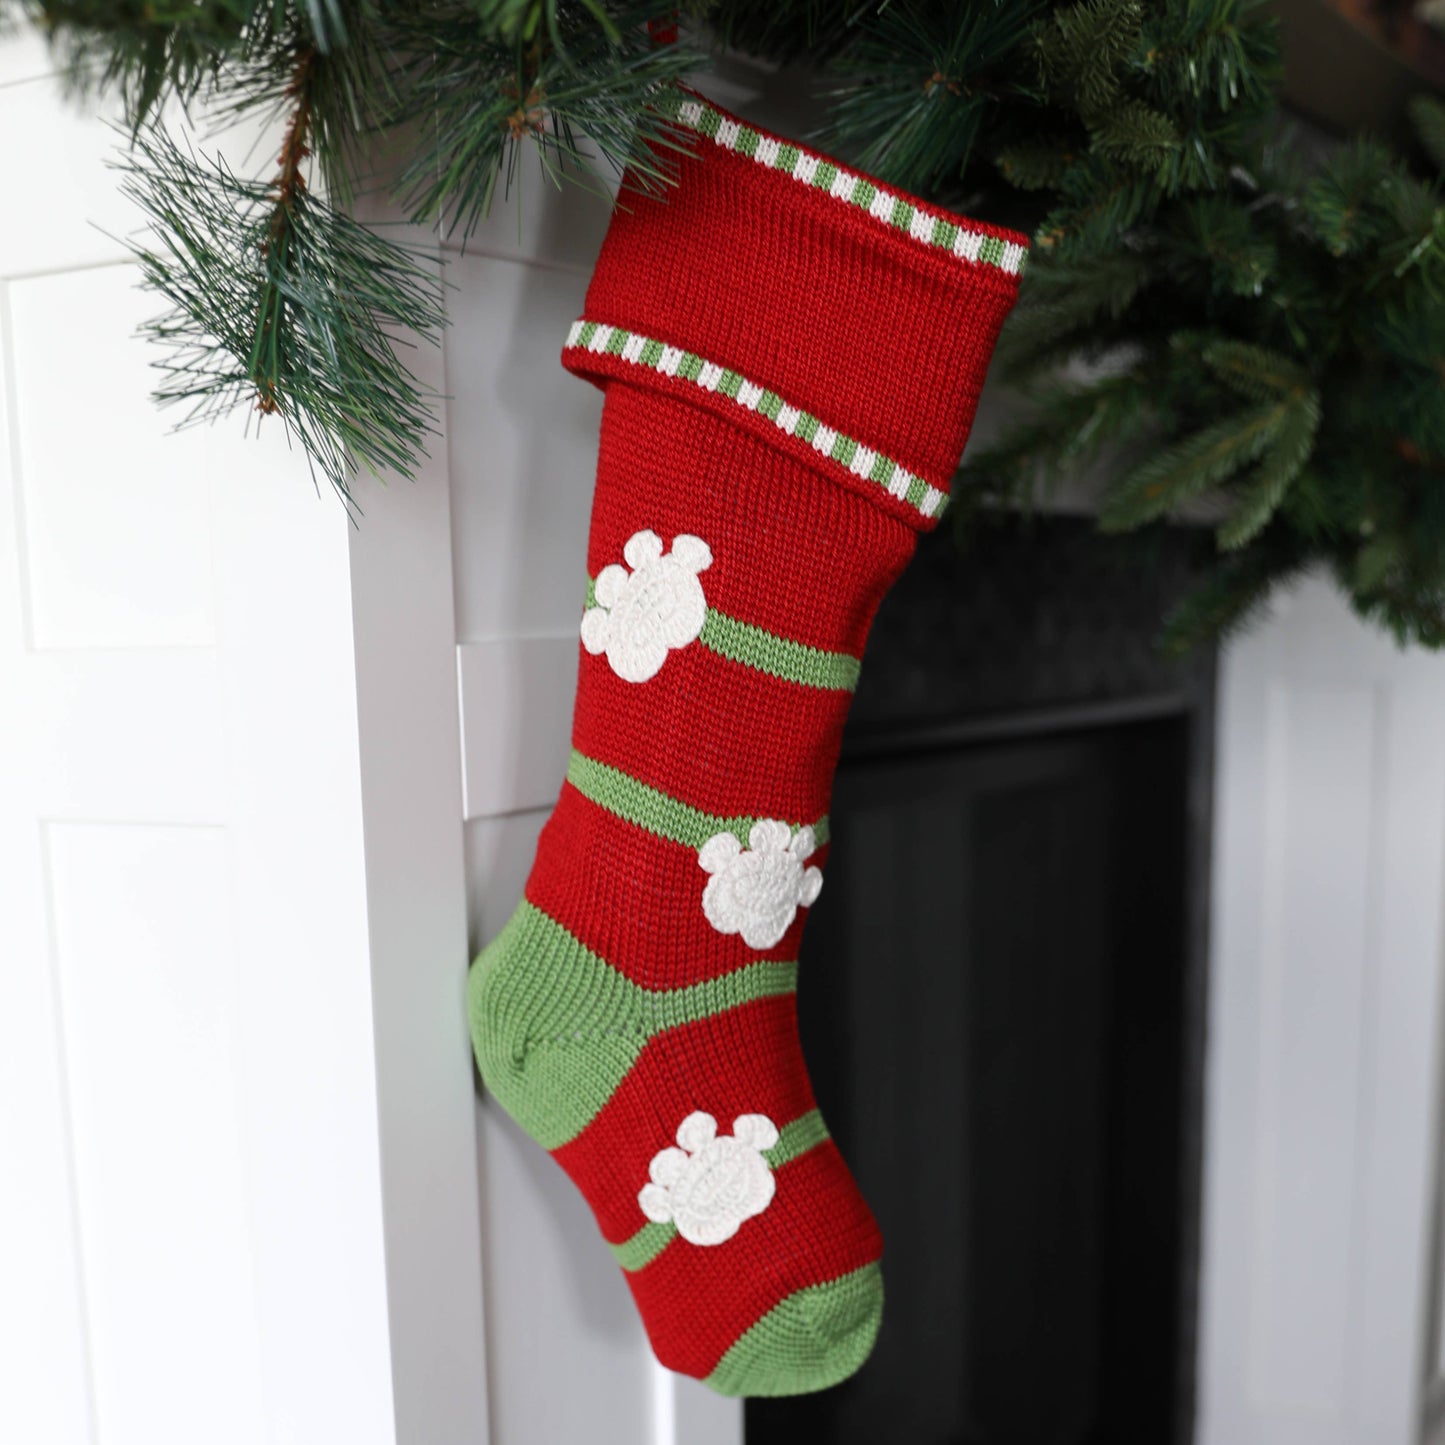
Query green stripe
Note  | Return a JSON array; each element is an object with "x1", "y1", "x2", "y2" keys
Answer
[
  {"x1": 586, "y1": 576, "x2": 860, "y2": 692},
  {"x1": 704, "y1": 1263, "x2": 884, "y2": 1396},
  {"x1": 608, "y1": 1105, "x2": 829, "y2": 1273},
  {"x1": 470, "y1": 901, "x2": 800, "y2": 1149},
  {"x1": 610, "y1": 1221, "x2": 676, "y2": 1271},
  {"x1": 764, "y1": 1108, "x2": 830, "y2": 1170},
  {"x1": 655, "y1": 959, "x2": 798, "y2": 1031},
  {"x1": 699, "y1": 611, "x2": 860, "y2": 692},
  {"x1": 566, "y1": 749, "x2": 830, "y2": 852}
]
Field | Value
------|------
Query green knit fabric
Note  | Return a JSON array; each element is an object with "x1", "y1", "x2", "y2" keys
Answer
[
  {"x1": 584, "y1": 576, "x2": 861, "y2": 693},
  {"x1": 765, "y1": 1108, "x2": 830, "y2": 1170},
  {"x1": 469, "y1": 899, "x2": 798, "y2": 1149},
  {"x1": 610, "y1": 1220, "x2": 676, "y2": 1272},
  {"x1": 565, "y1": 749, "x2": 830, "y2": 852},
  {"x1": 704, "y1": 1264, "x2": 885, "y2": 1397},
  {"x1": 699, "y1": 612, "x2": 860, "y2": 692}
]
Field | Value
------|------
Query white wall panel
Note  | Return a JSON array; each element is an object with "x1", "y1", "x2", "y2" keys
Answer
[
  {"x1": 0, "y1": 829, "x2": 94, "y2": 1445},
  {"x1": 7, "y1": 267, "x2": 217, "y2": 650},
  {"x1": 18, "y1": 648, "x2": 223, "y2": 820},
  {"x1": 458, "y1": 636, "x2": 574, "y2": 819},
  {"x1": 445, "y1": 245, "x2": 599, "y2": 644},
  {"x1": 0, "y1": 78, "x2": 137, "y2": 276},
  {"x1": 341, "y1": 275, "x2": 492, "y2": 1445},
  {"x1": 1200, "y1": 575, "x2": 1445, "y2": 1445},
  {"x1": 0, "y1": 56, "x2": 473, "y2": 1445},
  {"x1": 0, "y1": 28, "x2": 51, "y2": 87},
  {"x1": 43, "y1": 821, "x2": 267, "y2": 1445},
  {"x1": 437, "y1": 162, "x2": 612, "y2": 274},
  {"x1": 1248, "y1": 682, "x2": 1376, "y2": 1414}
]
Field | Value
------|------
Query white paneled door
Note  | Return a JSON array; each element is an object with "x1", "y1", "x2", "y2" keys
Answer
[
  {"x1": 0, "y1": 62, "x2": 486, "y2": 1445},
  {"x1": 1200, "y1": 575, "x2": 1445, "y2": 1445}
]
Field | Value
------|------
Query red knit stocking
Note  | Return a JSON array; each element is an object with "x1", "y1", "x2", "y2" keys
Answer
[{"x1": 469, "y1": 89, "x2": 1025, "y2": 1396}]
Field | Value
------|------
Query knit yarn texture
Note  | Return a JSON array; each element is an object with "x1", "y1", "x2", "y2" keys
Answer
[{"x1": 469, "y1": 88, "x2": 1025, "y2": 1397}]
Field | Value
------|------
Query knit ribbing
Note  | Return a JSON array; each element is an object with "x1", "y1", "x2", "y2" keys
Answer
[
  {"x1": 665, "y1": 92, "x2": 1025, "y2": 279},
  {"x1": 566, "y1": 321, "x2": 949, "y2": 522}
]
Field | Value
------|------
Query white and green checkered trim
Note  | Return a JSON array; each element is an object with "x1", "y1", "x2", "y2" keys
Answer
[
  {"x1": 668, "y1": 95, "x2": 1027, "y2": 279},
  {"x1": 564, "y1": 319, "x2": 951, "y2": 521}
]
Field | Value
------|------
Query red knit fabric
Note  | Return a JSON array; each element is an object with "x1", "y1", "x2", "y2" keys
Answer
[
  {"x1": 469, "y1": 89, "x2": 1025, "y2": 1395},
  {"x1": 565, "y1": 89, "x2": 1026, "y2": 521},
  {"x1": 622, "y1": 1143, "x2": 884, "y2": 1379},
  {"x1": 525, "y1": 790, "x2": 820, "y2": 989}
]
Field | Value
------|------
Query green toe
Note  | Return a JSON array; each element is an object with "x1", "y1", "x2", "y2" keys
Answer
[{"x1": 704, "y1": 1263, "x2": 884, "y2": 1397}]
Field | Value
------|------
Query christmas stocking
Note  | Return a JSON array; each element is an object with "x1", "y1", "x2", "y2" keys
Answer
[{"x1": 469, "y1": 90, "x2": 1025, "y2": 1396}]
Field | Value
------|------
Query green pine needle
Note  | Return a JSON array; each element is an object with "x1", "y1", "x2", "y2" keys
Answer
[
  {"x1": 12, "y1": 0, "x2": 1445, "y2": 657},
  {"x1": 1089, "y1": 97, "x2": 1178, "y2": 172},
  {"x1": 820, "y1": 1, "x2": 1043, "y2": 195},
  {"x1": 1160, "y1": 541, "x2": 1301, "y2": 655},
  {"x1": 112, "y1": 125, "x2": 445, "y2": 509},
  {"x1": 1100, "y1": 401, "x2": 1289, "y2": 531},
  {"x1": 1034, "y1": 0, "x2": 1141, "y2": 123},
  {"x1": 389, "y1": 2, "x2": 700, "y2": 244},
  {"x1": 1215, "y1": 393, "x2": 1320, "y2": 549},
  {"x1": 1198, "y1": 339, "x2": 1309, "y2": 401}
]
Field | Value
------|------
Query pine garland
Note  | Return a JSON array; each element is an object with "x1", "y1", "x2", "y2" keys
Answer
[{"x1": 8, "y1": 0, "x2": 1445, "y2": 649}]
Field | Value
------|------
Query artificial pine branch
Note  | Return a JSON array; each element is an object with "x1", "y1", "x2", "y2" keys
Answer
[
  {"x1": 114, "y1": 117, "x2": 445, "y2": 508},
  {"x1": 390, "y1": 1, "x2": 700, "y2": 244},
  {"x1": 1214, "y1": 395, "x2": 1320, "y2": 549},
  {"x1": 818, "y1": 2, "x2": 1041, "y2": 198},
  {"x1": 699, "y1": 0, "x2": 868, "y2": 63},
  {"x1": 1158, "y1": 536, "x2": 1302, "y2": 653},
  {"x1": 18, "y1": 0, "x2": 252, "y2": 125},
  {"x1": 13, "y1": 0, "x2": 1445, "y2": 653},
  {"x1": 1099, "y1": 401, "x2": 1289, "y2": 531}
]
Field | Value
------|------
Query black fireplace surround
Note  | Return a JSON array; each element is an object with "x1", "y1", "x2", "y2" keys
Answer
[{"x1": 746, "y1": 516, "x2": 1216, "y2": 1445}]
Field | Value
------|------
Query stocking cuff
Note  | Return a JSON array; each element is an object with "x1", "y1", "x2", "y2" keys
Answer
[{"x1": 562, "y1": 87, "x2": 1028, "y2": 530}]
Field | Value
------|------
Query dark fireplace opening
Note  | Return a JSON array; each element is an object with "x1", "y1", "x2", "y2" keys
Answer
[{"x1": 746, "y1": 518, "x2": 1214, "y2": 1445}]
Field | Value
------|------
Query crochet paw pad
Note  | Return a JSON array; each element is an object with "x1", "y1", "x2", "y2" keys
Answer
[
  {"x1": 581, "y1": 529, "x2": 713, "y2": 683},
  {"x1": 637, "y1": 1110, "x2": 780, "y2": 1246},
  {"x1": 698, "y1": 821, "x2": 824, "y2": 949}
]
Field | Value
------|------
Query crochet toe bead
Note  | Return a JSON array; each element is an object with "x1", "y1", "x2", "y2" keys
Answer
[{"x1": 468, "y1": 86, "x2": 1024, "y2": 1395}]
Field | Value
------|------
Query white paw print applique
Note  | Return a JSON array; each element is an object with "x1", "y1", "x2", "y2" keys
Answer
[
  {"x1": 637, "y1": 1110, "x2": 780, "y2": 1246},
  {"x1": 698, "y1": 820, "x2": 824, "y2": 950},
  {"x1": 580, "y1": 529, "x2": 713, "y2": 683}
]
